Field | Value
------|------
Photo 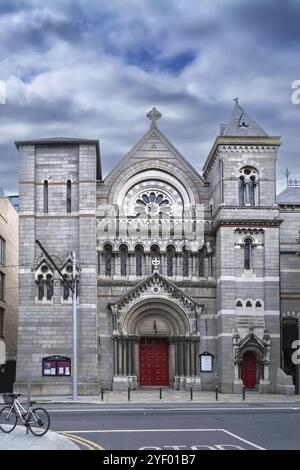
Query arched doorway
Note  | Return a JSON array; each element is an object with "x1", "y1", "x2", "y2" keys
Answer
[
  {"x1": 241, "y1": 351, "x2": 257, "y2": 389},
  {"x1": 112, "y1": 297, "x2": 201, "y2": 389}
]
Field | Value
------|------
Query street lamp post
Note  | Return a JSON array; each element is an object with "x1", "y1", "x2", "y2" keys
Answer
[{"x1": 72, "y1": 251, "x2": 77, "y2": 400}]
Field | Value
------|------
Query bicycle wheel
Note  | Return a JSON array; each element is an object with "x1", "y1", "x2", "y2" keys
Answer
[
  {"x1": 0, "y1": 406, "x2": 17, "y2": 433},
  {"x1": 28, "y1": 407, "x2": 50, "y2": 436}
]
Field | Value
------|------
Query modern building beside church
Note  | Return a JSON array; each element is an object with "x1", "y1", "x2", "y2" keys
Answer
[{"x1": 14, "y1": 101, "x2": 300, "y2": 395}]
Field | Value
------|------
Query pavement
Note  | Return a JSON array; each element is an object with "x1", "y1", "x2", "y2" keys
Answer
[
  {"x1": 0, "y1": 425, "x2": 79, "y2": 450},
  {"x1": 1, "y1": 389, "x2": 298, "y2": 405}
]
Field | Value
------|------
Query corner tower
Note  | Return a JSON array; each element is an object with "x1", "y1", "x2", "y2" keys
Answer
[
  {"x1": 203, "y1": 100, "x2": 281, "y2": 392},
  {"x1": 15, "y1": 137, "x2": 100, "y2": 395}
]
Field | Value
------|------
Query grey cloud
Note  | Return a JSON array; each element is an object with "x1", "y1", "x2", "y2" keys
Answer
[{"x1": 0, "y1": 0, "x2": 299, "y2": 195}]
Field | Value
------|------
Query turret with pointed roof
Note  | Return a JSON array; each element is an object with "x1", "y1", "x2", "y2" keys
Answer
[
  {"x1": 203, "y1": 100, "x2": 280, "y2": 180},
  {"x1": 221, "y1": 99, "x2": 268, "y2": 137}
]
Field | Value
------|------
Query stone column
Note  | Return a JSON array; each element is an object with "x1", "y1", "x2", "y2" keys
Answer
[
  {"x1": 176, "y1": 253, "x2": 181, "y2": 278},
  {"x1": 191, "y1": 252, "x2": 197, "y2": 277},
  {"x1": 163, "y1": 251, "x2": 168, "y2": 276},
  {"x1": 113, "y1": 338, "x2": 118, "y2": 375},
  {"x1": 193, "y1": 340, "x2": 198, "y2": 376},
  {"x1": 114, "y1": 252, "x2": 121, "y2": 277},
  {"x1": 128, "y1": 252, "x2": 133, "y2": 277}
]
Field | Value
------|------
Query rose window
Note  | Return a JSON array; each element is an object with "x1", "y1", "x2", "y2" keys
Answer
[{"x1": 134, "y1": 191, "x2": 172, "y2": 216}]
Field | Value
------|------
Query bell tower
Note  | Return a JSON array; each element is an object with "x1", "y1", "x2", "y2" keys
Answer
[{"x1": 203, "y1": 100, "x2": 281, "y2": 392}]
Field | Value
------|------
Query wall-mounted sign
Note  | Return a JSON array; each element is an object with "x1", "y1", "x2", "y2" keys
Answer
[
  {"x1": 42, "y1": 356, "x2": 71, "y2": 377},
  {"x1": 199, "y1": 351, "x2": 214, "y2": 372}
]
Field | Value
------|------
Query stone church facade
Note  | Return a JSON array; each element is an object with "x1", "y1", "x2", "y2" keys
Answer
[{"x1": 15, "y1": 102, "x2": 300, "y2": 395}]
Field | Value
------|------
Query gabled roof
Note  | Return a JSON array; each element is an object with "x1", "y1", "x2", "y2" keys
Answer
[
  {"x1": 222, "y1": 101, "x2": 268, "y2": 137},
  {"x1": 109, "y1": 271, "x2": 202, "y2": 313},
  {"x1": 104, "y1": 119, "x2": 205, "y2": 185}
]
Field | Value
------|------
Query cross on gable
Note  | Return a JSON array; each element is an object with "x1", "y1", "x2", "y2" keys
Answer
[
  {"x1": 146, "y1": 107, "x2": 162, "y2": 128},
  {"x1": 152, "y1": 257, "x2": 160, "y2": 270}
]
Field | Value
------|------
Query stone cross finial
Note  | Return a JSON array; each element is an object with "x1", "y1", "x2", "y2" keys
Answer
[{"x1": 146, "y1": 107, "x2": 162, "y2": 128}]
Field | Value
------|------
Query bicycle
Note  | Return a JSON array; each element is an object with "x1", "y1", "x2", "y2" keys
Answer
[{"x1": 0, "y1": 393, "x2": 50, "y2": 436}]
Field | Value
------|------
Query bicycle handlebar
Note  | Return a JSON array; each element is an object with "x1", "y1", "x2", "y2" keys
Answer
[{"x1": 3, "y1": 393, "x2": 21, "y2": 398}]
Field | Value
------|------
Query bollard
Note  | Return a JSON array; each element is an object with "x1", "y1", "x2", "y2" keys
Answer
[
  {"x1": 128, "y1": 387, "x2": 131, "y2": 401},
  {"x1": 190, "y1": 387, "x2": 193, "y2": 401},
  {"x1": 242, "y1": 385, "x2": 246, "y2": 401},
  {"x1": 101, "y1": 387, "x2": 104, "y2": 401},
  {"x1": 159, "y1": 387, "x2": 162, "y2": 399},
  {"x1": 215, "y1": 385, "x2": 219, "y2": 401}
]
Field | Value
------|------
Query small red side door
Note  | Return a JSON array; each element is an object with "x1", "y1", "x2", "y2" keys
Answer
[{"x1": 241, "y1": 351, "x2": 257, "y2": 389}]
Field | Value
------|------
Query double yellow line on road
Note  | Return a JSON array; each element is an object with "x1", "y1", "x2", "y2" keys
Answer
[{"x1": 61, "y1": 431, "x2": 104, "y2": 450}]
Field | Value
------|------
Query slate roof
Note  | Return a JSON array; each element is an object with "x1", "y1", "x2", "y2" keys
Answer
[
  {"x1": 222, "y1": 101, "x2": 269, "y2": 137},
  {"x1": 277, "y1": 187, "x2": 300, "y2": 205}
]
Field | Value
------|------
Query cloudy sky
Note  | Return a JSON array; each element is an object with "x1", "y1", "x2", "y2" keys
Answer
[{"x1": 0, "y1": 0, "x2": 299, "y2": 194}]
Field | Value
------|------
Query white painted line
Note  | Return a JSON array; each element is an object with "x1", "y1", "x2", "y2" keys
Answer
[
  {"x1": 221, "y1": 429, "x2": 265, "y2": 450},
  {"x1": 49, "y1": 406, "x2": 300, "y2": 413},
  {"x1": 62, "y1": 428, "x2": 222, "y2": 433}
]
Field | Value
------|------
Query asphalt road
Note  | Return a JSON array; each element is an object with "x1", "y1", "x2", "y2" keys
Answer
[{"x1": 46, "y1": 403, "x2": 300, "y2": 450}]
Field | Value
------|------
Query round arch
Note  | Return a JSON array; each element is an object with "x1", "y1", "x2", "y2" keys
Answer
[{"x1": 121, "y1": 298, "x2": 192, "y2": 336}]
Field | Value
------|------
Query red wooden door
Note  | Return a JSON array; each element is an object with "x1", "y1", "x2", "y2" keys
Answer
[
  {"x1": 241, "y1": 351, "x2": 257, "y2": 389},
  {"x1": 139, "y1": 338, "x2": 169, "y2": 386}
]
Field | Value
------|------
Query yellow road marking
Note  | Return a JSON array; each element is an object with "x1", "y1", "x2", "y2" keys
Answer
[{"x1": 61, "y1": 431, "x2": 104, "y2": 450}]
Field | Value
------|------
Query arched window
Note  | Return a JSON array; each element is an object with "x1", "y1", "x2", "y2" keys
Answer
[
  {"x1": 37, "y1": 275, "x2": 44, "y2": 300},
  {"x1": 46, "y1": 274, "x2": 54, "y2": 300},
  {"x1": 35, "y1": 262, "x2": 53, "y2": 301},
  {"x1": 238, "y1": 167, "x2": 258, "y2": 206},
  {"x1": 63, "y1": 274, "x2": 70, "y2": 300},
  {"x1": 239, "y1": 176, "x2": 245, "y2": 206},
  {"x1": 135, "y1": 245, "x2": 144, "y2": 276},
  {"x1": 246, "y1": 300, "x2": 252, "y2": 308},
  {"x1": 249, "y1": 176, "x2": 256, "y2": 206},
  {"x1": 166, "y1": 246, "x2": 175, "y2": 277},
  {"x1": 120, "y1": 245, "x2": 128, "y2": 277},
  {"x1": 43, "y1": 181, "x2": 48, "y2": 213},
  {"x1": 236, "y1": 300, "x2": 243, "y2": 307},
  {"x1": 255, "y1": 300, "x2": 262, "y2": 308},
  {"x1": 244, "y1": 238, "x2": 253, "y2": 270},
  {"x1": 104, "y1": 244, "x2": 112, "y2": 276},
  {"x1": 182, "y1": 247, "x2": 189, "y2": 277},
  {"x1": 67, "y1": 180, "x2": 72, "y2": 213}
]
